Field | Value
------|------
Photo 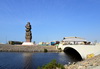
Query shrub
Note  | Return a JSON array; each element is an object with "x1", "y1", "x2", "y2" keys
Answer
[
  {"x1": 44, "y1": 49, "x2": 48, "y2": 52},
  {"x1": 58, "y1": 48, "x2": 62, "y2": 52},
  {"x1": 38, "y1": 59, "x2": 65, "y2": 69}
]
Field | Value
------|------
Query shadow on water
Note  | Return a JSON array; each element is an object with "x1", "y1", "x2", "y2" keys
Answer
[{"x1": 22, "y1": 52, "x2": 82, "y2": 69}]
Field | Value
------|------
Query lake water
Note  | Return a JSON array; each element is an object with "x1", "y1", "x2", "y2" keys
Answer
[{"x1": 0, "y1": 52, "x2": 79, "y2": 69}]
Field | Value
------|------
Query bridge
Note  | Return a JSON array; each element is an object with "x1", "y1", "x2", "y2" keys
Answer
[{"x1": 58, "y1": 44, "x2": 100, "y2": 59}]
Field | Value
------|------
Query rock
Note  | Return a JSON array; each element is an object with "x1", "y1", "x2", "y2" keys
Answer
[
  {"x1": 78, "y1": 66, "x2": 85, "y2": 69},
  {"x1": 64, "y1": 54, "x2": 100, "y2": 69}
]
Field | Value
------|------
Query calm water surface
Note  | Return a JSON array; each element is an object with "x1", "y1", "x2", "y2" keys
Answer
[{"x1": 0, "y1": 52, "x2": 78, "y2": 69}]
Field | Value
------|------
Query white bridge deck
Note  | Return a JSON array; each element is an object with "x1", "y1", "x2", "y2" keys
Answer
[{"x1": 58, "y1": 44, "x2": 100, "y2": 59}]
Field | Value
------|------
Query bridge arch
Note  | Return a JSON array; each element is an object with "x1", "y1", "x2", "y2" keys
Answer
[{"x1": 63, "y1": 47, "x2": 82, "y2": 61}]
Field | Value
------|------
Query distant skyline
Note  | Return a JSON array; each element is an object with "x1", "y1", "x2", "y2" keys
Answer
[{"x1": 0, "y1": 0, "x2": 100, "y2": 43}]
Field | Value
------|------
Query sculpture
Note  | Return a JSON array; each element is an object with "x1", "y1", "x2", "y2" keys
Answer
[
  {"x1": 22, "y1": 22, "x2": 34, "y2": 45},
  {"x1": 25, "y1": 22, "x2": 32, "y2": 42}
]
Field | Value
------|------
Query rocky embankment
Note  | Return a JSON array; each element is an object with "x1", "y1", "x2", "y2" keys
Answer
[
  {"x1": 0, "y1": 44, "x2": 59, "y2": 52},
  {"x1": 64, "y1": 54, "x2": 100, "y2": 69}
]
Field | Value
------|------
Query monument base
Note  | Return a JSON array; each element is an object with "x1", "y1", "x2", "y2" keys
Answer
[{"x1": 22, "y1": 42, "x2": 34, "y2": 45}]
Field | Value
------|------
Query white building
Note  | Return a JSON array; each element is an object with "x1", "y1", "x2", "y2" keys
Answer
[{"x1": 61, "y1": 37, "x2": 89, "y2": 45}]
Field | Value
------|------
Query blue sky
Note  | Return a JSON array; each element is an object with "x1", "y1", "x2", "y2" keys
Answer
[{"x1": 0, "y1": 0, "x2": 100, "y2": 43}]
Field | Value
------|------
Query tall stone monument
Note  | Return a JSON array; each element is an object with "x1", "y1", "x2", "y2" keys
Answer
[
  {"x1": 22, "y1": 22, "x2": 34, "y2": 45},
  {"x1": 25, "y1": 22, "x2": 32, "y2": 42}
]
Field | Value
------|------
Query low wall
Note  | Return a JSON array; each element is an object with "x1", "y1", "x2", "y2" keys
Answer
[{"x1": 0, "y1": 44, "x2": 59, "y2": 52}]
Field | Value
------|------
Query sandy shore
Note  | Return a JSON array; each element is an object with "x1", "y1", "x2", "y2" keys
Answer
[{"x1": 64, "y1": 54, "x2": 100, "y2": 69}]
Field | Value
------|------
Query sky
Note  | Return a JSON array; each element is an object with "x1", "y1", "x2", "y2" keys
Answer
[{"x1": 0, "y1": 0, "x2": 100, "y2": 43}]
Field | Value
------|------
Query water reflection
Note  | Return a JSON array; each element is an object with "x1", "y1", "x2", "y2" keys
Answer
[{"x1": 22, "y1": 53, "x2": 33, "y2": 69}]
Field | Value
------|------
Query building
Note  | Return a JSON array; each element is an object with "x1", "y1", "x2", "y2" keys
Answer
[{"x1": 61, "y1": 37, "x2": 90, "y2": 45}]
